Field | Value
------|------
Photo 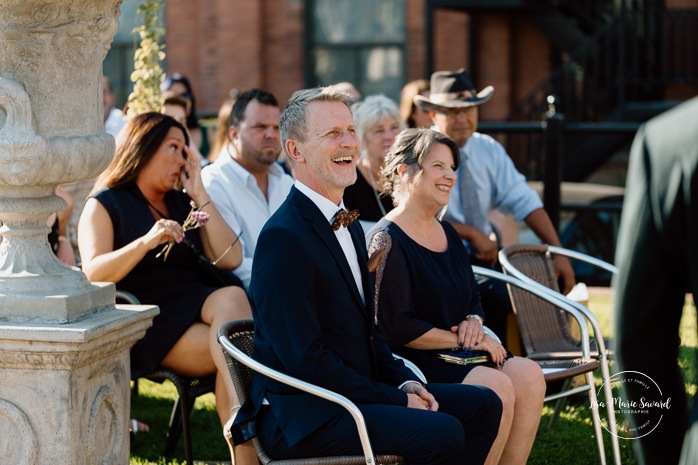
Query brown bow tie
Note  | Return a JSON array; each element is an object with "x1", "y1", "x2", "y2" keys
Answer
[{"x1": 332, "y1": 209, "x2": 360, "y2": 231}]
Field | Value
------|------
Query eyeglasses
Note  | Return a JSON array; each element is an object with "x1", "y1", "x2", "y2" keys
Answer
[
  {"x1": 181, "y1": 231, "x2": 243, "y2": 266},
  {"x1": 436, "y1": 106, "x2": 477, "y2": 118}
]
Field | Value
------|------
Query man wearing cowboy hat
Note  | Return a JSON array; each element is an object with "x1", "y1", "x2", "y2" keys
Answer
[{"x1": 416, "y1": 69, "x2": 575, "y2": 344}]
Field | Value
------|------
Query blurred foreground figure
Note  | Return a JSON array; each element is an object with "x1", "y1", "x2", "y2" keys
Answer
[{"x1": 614, "y1": 96, "x2": 698, "y2": 465}]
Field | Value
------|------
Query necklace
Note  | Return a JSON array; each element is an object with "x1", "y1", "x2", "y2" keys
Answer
[
  {"x1": 133, "y1": 186, "x2": 169, "y2": 220},
  {"x1": 363, "y1": 160, "x2": 387, "y2": 217}
]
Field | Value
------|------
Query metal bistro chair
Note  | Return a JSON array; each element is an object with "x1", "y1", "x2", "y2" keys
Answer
[
  {"x1": 498, "y1": 244, "x2": 618, "y2": 362},
  {"x1": 116, "y1": 290, "x2": 215, "y2": 465},
  {"x1": 495, "y1": 243, "x2": 622, "y2": 465},
  {"x1": 471, "y1": 265, "x2": 621, "y2": 465},
  {"x1": 217, "y1": 319, "x2": 404, "y2": 465}
]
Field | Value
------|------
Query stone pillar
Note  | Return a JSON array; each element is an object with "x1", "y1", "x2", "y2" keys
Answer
[{"x1": 0, "y1": 1, "x2": 158, "y2": 464}]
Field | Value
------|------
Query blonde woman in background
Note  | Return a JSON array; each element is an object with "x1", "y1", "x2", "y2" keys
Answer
[{"x1": 343, "y1": 94, "x2": 404, "y2": 232}]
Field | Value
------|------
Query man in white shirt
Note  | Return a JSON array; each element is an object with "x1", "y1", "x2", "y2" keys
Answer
[
  {"x1": 202, "y1": 89, "x2": 294, "y2": 288},
  {"x1": 103, "y1": 76, "x2": 126, "y2": 138}
]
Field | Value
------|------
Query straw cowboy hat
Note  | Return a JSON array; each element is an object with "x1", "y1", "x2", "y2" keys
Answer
[{"x1": 414, "y1": 69, "x2": 494, "y2": 111}]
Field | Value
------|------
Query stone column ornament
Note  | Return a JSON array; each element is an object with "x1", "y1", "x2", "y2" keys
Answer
[
  {"x1": 0, "y1": 2, "x2": 158, "y2": 464},
  {"x1": 0, "y1": 0, "x2": 127, "y2": 322}
]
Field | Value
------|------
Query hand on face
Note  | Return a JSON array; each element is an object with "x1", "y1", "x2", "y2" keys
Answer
[{"x1": 178, "y1": 146, "x2": 207, "y2": 204}]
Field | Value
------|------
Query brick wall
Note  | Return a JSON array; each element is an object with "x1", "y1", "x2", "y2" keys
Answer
[
  {"x1": 165, "y1": 0, "x2": 305, "y2": 113},
  {"x1": 163, "y1": 0, "x2": 556, "y2": 120},
  {"x1": 432, "y1": 9, "x2": 470, "y2": 73},
  {"x1": 405, "y1": 0, "x2": 427, "y2": 80},
  {"x1": 475, "y1": 13, "x2": 511, "y2": 121}
]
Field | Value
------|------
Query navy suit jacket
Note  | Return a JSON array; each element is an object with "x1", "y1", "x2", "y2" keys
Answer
[{"x1": 234, "y1": 186, "x2": 418, "y2": 447}]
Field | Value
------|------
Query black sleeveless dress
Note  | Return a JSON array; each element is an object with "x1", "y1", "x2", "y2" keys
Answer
[
  {"x1": 342, "y1": 169, "x2": 394, "y2": 222},
  {"x1": 93, "y1": 186, "x2": 237, "y2": 378}
]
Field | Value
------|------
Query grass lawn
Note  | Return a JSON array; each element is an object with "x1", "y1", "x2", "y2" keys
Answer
[{"x1": 129, "y1": 291, "x2": 697, "y2": 465}]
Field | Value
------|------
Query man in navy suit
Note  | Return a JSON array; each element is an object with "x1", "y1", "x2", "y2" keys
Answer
[{"x1": 233, "y1": 87, "x2": 502, "y2": 464}]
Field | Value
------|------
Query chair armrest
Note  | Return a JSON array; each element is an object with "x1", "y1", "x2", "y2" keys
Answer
[
  {"x1": 115, "y1": 290, "x2": 140, "y2": 305},
  {"x1": 217, "y1": 333, "x2": 377, "y2": 463},
  {"x1": 545, "y1": 245, "x2": 618, "y2": 275},
  {"x1": 472, "y1": 266, "x2": 595, "y2": 360},
  {"x1": 392, "y1": 353, "x2": 427, "y2": 384}
]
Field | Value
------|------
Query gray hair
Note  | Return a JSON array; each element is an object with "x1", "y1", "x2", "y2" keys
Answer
[
  {"x1": 381, "y1": 128, "x2": 460, "y2": 205},
  {"x1": 280, "y1": 87, "x2": 354, "y2": 167},
  {"x1": 351, "y1": 95, "x2": 404, "y2": 156}
]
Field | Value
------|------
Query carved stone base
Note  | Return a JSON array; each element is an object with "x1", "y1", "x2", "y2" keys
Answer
[{"x1": 0, "y1": 297, "x2": 158, "y2": 465}]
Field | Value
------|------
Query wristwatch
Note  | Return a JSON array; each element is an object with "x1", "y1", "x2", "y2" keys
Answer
[{"x1": 466, "y1": 314, "x2": 484, "y2": 327}]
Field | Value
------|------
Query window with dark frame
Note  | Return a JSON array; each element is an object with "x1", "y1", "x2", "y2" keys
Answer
[{"x1": 308, "y1": 0, "x2": 406, "y2": 102}]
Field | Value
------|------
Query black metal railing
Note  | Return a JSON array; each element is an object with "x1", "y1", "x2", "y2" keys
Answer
[
  {"x1": 506, "y1": 4, "x2": 697, "y2": 180},
  {"x1": 478, "y1": 96, "x2": 641, "y2": 233}
]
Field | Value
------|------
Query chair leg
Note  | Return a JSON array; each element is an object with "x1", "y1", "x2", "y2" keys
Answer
[
  {"x1": 163, "y1": 396, "x2": 183, "y2": 457},
  {"x1": 161, "y1": 380, "x2": 195, "y2": 465},
  {"x1": 585, "y1": 371, "x2": 607, "y2": 465},
  {"x1": 598, "y1": 358, "x2": 622, "y2": 465},
  {"x1": 180, "y1": 395, "x2": 194, "y2": 465},
  {"x1": 548, "y1": 378, "x2": 572, "y2": 429}
]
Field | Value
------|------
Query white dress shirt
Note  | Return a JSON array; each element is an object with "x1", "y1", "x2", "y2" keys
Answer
[
  {"x1": 202, "y1": 147, "x2": 294, "y2": 288},
  {"x1": 104, "y1": 108, "x2": 126, "y2": 138},
  {"x1": 294, "y1": 181, "x2": 365, "y2": 304}
]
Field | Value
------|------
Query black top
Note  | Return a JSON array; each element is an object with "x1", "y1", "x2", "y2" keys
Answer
[
  {"x1": 343, "y1": 168, "x2": 394, "y2": 222},
  {"x1": 93, "y1": 186, "x2": 233, "y2": 378},
  {"x1": 372, "y1": 218, "x2": 485, "y2": 380}
]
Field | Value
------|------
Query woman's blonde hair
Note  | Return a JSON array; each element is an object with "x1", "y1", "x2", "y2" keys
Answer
[{"x1": 351, "y1": 94, "x2": 404, "y2": 157}]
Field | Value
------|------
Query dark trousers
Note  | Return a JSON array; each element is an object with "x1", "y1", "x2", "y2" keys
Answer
[
  {"x1": 470, "y1": 256, "x2": 513, "y2": 347},
  {"x1": 258, "y1": 383, "x2": 502, "y2": 465}
]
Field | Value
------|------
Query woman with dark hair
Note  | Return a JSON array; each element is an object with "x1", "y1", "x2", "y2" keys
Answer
[
  {"x1": 368, "y1": 128, "x2": 545, "y2": 465},
  {"x1": 162, "y1": 73, "x2": 203, "y2": 151},
  {"x1": 79, "y1": 112, "x2": 256, "y2": 464}
]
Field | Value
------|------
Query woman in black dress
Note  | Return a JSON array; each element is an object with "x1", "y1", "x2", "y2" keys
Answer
[
  {"x1": 78, "y1": 113, "x2": 256, "y2": 465},
  {"x1": 369, "y1": 128, "x2": 545, "y2": 465}
]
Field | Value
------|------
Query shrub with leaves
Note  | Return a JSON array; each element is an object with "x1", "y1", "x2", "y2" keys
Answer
[{"x1": 126, "y1": 0, "x2": 166, "y2": 118}]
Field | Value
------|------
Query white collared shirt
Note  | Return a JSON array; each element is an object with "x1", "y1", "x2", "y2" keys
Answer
[
  {"x1": 202, "y1": 147, "x2": 295, "y2": 288},
  {"x1": 104, "y1": 108, "x2": 126, "y2": 138},
  {"x1": 294, "y1": 180, "x2": 365, "y2": 304}
]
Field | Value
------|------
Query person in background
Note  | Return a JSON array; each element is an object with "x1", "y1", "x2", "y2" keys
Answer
[
  {"x1": 103, "y1": 76, "x2": 126, "y2": 138},
  {"x1": 399, "y1": 79, "x2": 432, "y2": 128},
  {"x1": 615, "y1": 96, "x2": 698, "y2": 465},
  {"x1": 369, "y1": 128, "x2": 545, "y2": 465},
  {"x1": 208, "y1": 93, "x2": 238, "y2": 163},
  {"x1": 202, "y1": 88, "x2": 293, "y2": 289},
  {"x1": 332, "y1": 81, "x2": 362, "y2": 101},
  {"x1": 162, "y1": 91, "x2": 207, "y2": 165},
  {"x1": 49, "y1": 186, "x2": 76, "y2": 266},
  {"x1": 2, "y1": 186, "x2": 76, "y2": 265},
  {"x1": 232, "y1": 86, "x2": 502, "y2": 464},
  {"x1": 78, "y1": 112, "x2": 256, "y2": 465},
  {"x1": 162, "y1": 73, "x2": 204, "y2": 153},
  {"x1": 416, "y1": 68, "x2": 575, "y2": 345},
  {"x1": 343, "y1": 95, "x2": 404, "y2": 232}
]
